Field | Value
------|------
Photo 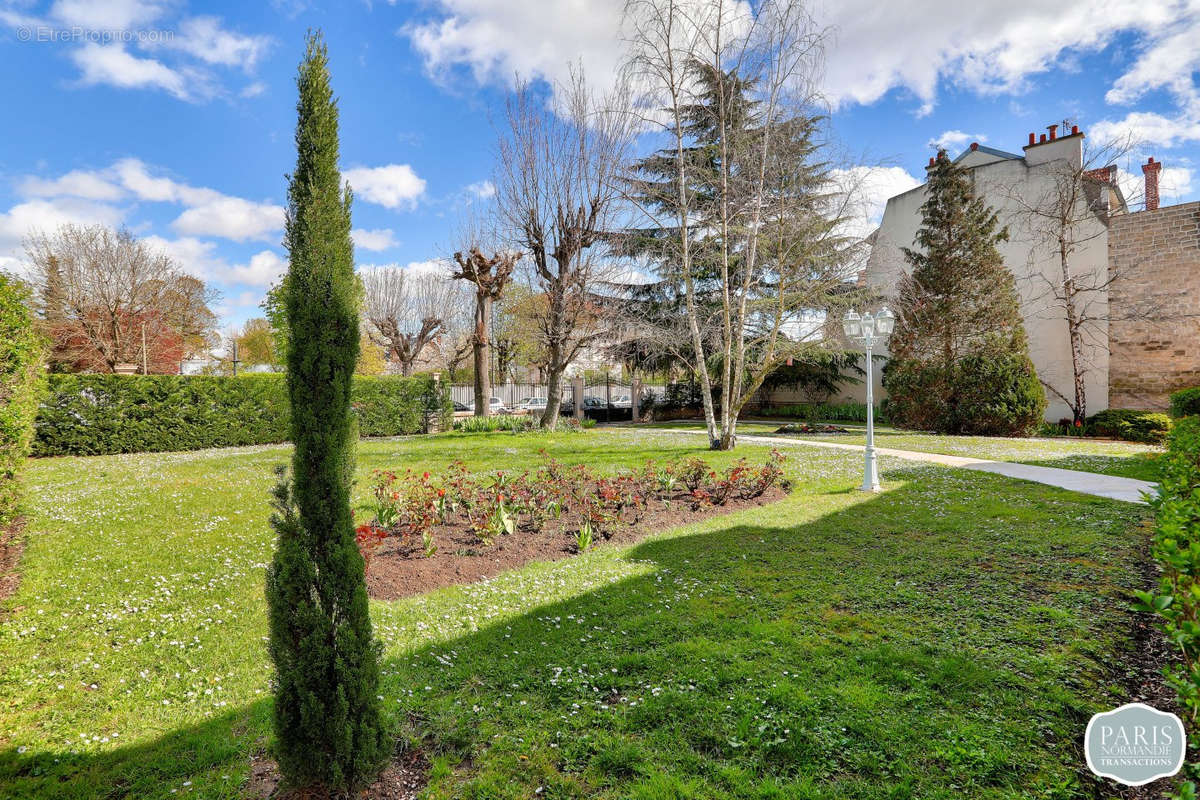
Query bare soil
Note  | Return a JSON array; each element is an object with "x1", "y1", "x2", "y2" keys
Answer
[
  {"x1": 247, "y1": 748, "x2": 429, "y2": 800},
  {"x1": 0, "y1": 517, "x2": 25, "y2": 609},
  {"x1": 366, "y1": 486, "x2": 787, "y2": 601}
]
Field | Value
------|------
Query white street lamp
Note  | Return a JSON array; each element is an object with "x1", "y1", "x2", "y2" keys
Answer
[{"x1": 843, "y1": 307, "x2": 894, "y2": 491}]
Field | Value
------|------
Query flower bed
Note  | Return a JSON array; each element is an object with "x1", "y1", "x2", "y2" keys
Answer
[
  {"x1": 774, "y1": 422, "x2": 850, "y2": 434},
  {"x1": 356, "y1": 451, "x2": 789, "y2": 599}
]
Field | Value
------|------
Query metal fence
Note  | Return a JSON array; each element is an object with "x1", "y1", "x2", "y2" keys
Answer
[{"x1": 449, "y1": 381, "x2": 665, "y2": 418}]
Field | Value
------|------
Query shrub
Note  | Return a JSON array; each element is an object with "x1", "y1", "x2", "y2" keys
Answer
[
  {"x1": 1086, "y1": 408, "x2": 1171, "y2": 444},
  {"x1": 951, "y1": 352, "x2": 1046, "y2": 436},
  {"x1": 757, "y1": 402, "x2": 884, "y2": 424},
  {"x1": 1135, "y1": 416, "x2": 1200, "y2": 795},
  {"x1": 0, "y1": 276, "x2": 43, "y2": 526},
  {"x1": 31, "y1": 373, "x2": 449, "y2": 456},
  {"x1": 1170, "y1": 387, "x2": 1200, "y2": 419},
  {"x1": 885, "y1": 353, "x2": 1045, "y2": 436}
]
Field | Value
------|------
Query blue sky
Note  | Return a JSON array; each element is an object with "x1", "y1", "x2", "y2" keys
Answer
[{"x1": 1, "y1": 0, "x2": 1197, "y2": 332}]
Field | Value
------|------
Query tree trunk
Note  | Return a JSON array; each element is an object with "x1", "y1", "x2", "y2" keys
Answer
[
  {"x1": 539, "y1": 341, "x2": 565, "y2": 430},
  {"x1": 1061, "y1": 242, "x2": 1087, "y2": 423},
  {"x1": 473, "y1": 293, "x2": 491, "y2": 417}
]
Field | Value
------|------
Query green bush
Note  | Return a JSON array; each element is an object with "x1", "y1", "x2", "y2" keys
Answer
[
  {"x1": 32, "y1": 373, "x2": 450, "y2": 457},
  {"x1": 453, "y1": 415, "x2": 594, "y2": 434},
  {"x1": 757, "y1": 402, "x2": 884, "y2": 424},
  {"x1": 1170, "y1": 387, "x2": 1200, "y2": 419},
  {"x1": 1086, "y1": 408, "x2": 1171, "y2": 444},
  {"x1": 1135, "y1": 417, "x2": 1200, "y2": 795},
  {"x1": 0, "y1": 276, "x2": 43, "y2": 526},
  {"x1": 884, "y1": 353, "x2": 1045, "y2": 436}
]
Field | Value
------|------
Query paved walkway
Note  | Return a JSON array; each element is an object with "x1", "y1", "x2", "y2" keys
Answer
[{"x1": 642, "y1": 429, "x2": 1157, "y2": 504}]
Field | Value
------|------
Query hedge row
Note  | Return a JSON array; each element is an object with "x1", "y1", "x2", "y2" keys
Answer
[
  {"x1": 1136, "y1": 417, "x2": 1200, "y2": 795},
  {"x1": 1085, "y1": 408, "x2": 1172, "y2": 444},
  {"x1": 0, "y1": 276, "x2": 43, "y2": 525},
  {"x1": 32, "y1": 373, "x2": 451, "y2": 457},
  {"x1": 1171, "y1": 387, "x2": 1200, "y2": 419}
]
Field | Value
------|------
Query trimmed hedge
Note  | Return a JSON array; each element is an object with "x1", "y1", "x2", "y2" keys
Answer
[
  {"x1": 1170, "y1": 387, "x2": 1200, "y2": 419},
  {"x1": 1085, "y1": 408, "x2": 1171, "y2": 444},
  {"x1": 755, "y1": 402, "x2": 884, "y2": 424},
  {"x1": 0, "y1": 276, "x2": 43, "y2": 525},
  {"x1": 32, "y1": 373, "x2": 450, "y2": 457},
  {"x1": 1135, "y1": 417, "x2": 1200, "y2": 795}
]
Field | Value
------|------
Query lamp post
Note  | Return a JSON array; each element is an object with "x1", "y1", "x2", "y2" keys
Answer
[{"x1": 842, "y1": 307, "x2": 894, "y2": 492}]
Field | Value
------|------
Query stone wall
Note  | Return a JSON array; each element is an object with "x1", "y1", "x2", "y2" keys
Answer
[{"x1": 1108, "y1": 201, "x2": 1200, "y2": 410}]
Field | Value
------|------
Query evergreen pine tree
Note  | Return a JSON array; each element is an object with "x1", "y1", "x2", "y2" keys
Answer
[
  {"x1": 884, "y1": 152, "x2": 1045, "y2": 435},
  {"x1": 265, "y1": 31, "x2": 387, "y2": 792}
]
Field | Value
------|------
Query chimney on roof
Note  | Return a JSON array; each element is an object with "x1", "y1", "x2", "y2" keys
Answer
[
  {"x1": 1047, "y1": 124, "x2": 1058, "y2": 141},
  {"x1": 1028, "y1": 132, "x2": 1036, "y2": 146},
  {"x1": 970, "y1": 142, "x2": 979, "y2": 151},
  {"x1": 1143, "y1": 156, "x2": 1162, "y2": 211}
]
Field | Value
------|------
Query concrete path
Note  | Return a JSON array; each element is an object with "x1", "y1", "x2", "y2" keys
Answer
[{"x1": 640, "y1": 429, "x2": 1157, "y2": 504}]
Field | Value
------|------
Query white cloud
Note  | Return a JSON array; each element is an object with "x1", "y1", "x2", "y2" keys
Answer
[
  {"x1": 143, "y1": 235, "x2": 287, "y2": 288},
  {"x1": 19, "y1": 170, "x2": 125, "y2": 201},
  {"x1": 69, "y1": 43, "x2": 202, "y2": 101},
  {"x1": 343, "y1": 164, "x2": 426, "y2": 209},
  {"x1": 111, "y1": 158, "x2": 220, "y2": 205},
  {"x1": 404, "y1": 0, "x2": 627, "y2": 94},
  {"x1": 50, "y1": 0, "x2": 168, "y2": 31},
  {"x1": 357, "y1": 258, "x2": 453, "y2": 277},
  {"x1": 18, "y1": 158, "x2": 283, "y2": 242},
  {"x1": 156, "y1": 16, "x2": 273, "y2": 70},
  {"x1": 352, "y1": 228, "x2": 399, "y2": 251},
  {"x1": 927, "y1": 130, "x2": 987, "y2": 152},
  {"x1": 240, "y1": 81, "x2": 267, "y2": 98},
  {"x1": 401, "y1": 0, "x2": 1200, "y2": 143},
  {"x1": 829, "y1": 165, "x2": 922, "y2": 241},
  {"x1": 465, "y1": 179, "x2": 496, "y2": 199},
  {"x1": 1161, "y1": 166, "x2": 1194, "y2": 201},
  {"x1": 226, "y1": 250, "x2": 287, "y2": 287},
  {"x1": 172, "y1": 197, "x2": 284, "y2": 242},
  {"x1": 1090, "y1": 111, "x2": 1200, "y2": 150},
  {"x1": 0, "y1": 197, "x2": 125, "y2": 264}
]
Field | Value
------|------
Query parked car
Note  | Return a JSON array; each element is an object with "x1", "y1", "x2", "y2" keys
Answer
[
  {"x1": 452, "y1": 400, "x2": 470, "y2": 412},
  {"x1": 464, "y1": 396, "x2": 509, "y2": 414},
  {"x1": 517, "y1": 396, "x2": 549, "y2": 412},
  {"x1": 611, "y1": 394, "x2": 632, "y2": 408},
  {"x1": 559, "y1": 396, "x2": 609, "y2": 418}
]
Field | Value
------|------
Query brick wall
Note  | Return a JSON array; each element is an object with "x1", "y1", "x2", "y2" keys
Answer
[{"x1": 1108, "y1": 201, "x2": 1200, "y2": 410}]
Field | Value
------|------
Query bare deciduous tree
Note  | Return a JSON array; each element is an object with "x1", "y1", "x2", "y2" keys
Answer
[
  {"x1": 1003, "y1": 134, "x2": 1144, "y2": 423},
  {"x1": 495, "y1": 70, "x2": 637, "y2": 429},
  {"x1": 360, "y1": 267, "x2": 459, "y2": 376},
  {"x1": 25, "y1": 224, "x2": 218, "y2": 373},
  {"x1": 451, "y1": 248, "x2": 518, "y2": 415}
]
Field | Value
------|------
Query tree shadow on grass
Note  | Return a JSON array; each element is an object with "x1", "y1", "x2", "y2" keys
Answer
[
  {"x1": 0, "y1": 701, "x2": 270, "y2": 799},
  {"x1": 0, "y1": 467, "x2": 1154, "y2": 799}
]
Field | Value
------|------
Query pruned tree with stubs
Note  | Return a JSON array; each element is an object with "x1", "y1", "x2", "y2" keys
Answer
[
  {"x1": 452, "y1": 247, "x2": 518, "y2": 415},
  {"x1": 495, "y1": 70, "x2": 636, "y2": 429},
  {"x1": 361, "y1": 266, "x2": 459, "y2": 376}
]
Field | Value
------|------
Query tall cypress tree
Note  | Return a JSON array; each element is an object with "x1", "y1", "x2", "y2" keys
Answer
[
  {"x1": 884, "y1": 152, "x2": 1045, "y2": 434},
  {"x1": 265, "y1": 31, "x2": 387, "y2": 792}
]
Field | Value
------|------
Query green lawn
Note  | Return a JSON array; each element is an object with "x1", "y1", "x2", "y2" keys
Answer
[
  {"x1": 648, "y1": 420, "x2": 1163, "y2": 482},
  {"x1": 0, "y1": 430, "x2": 1153, "y2": 798}
]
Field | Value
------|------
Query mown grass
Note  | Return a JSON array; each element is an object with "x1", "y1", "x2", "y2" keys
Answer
[
  {"x1": 648, "y1": 420, "x2": 1163, "y2": 482},
  {"x1": 0, "y1": 429, "x2": 1152, "y2": 798}
]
